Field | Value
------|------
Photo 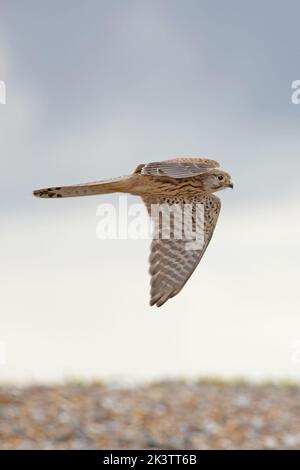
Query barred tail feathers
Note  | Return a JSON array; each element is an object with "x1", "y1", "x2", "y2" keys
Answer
[{"x1": 33, "y1": 176, "x2": 131, "y2": 199}]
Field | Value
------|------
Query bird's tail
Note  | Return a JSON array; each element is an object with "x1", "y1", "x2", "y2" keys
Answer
[{"x1": 33, "y1": 176, "x2": 132, "y2": 199}]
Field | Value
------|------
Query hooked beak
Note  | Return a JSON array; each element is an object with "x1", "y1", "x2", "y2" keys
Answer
[{"x1": 228, "y1": 182, "x2": 234, "y2": 189}]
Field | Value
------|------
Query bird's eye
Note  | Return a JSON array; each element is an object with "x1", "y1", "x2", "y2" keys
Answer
[{"x1": 218, "y1": 175, "x2": 224, "y2": 181}]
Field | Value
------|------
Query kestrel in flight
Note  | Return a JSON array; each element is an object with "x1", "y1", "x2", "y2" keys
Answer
[{"x1": 33, "y1": 158, "x2": 233, "y2": 307}]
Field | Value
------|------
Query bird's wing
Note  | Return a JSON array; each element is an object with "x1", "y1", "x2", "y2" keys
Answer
[
  {"x1": 139, "y1": 158, "x2": 219, "y2": 178},
  {"x1": 142, "y1": 194, "x2": 221, "y2": 307}
]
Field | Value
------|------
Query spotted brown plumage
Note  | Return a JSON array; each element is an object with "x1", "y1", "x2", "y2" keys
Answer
[
  {"x1": 33, "y1": 157, "x2": 233, "y2": 306},
  {"x1": 143, "y1": 194, "x2": 221, "y2": 306}
]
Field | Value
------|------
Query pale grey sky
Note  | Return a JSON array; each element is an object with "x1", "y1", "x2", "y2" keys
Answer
[{"x1": 0, "y1": 1, "x2": 300, "y2": 383}]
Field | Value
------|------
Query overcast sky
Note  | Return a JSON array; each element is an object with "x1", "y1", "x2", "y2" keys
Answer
[{"x1": 0, "y1": 0, "x2": 300, "y2": 383}]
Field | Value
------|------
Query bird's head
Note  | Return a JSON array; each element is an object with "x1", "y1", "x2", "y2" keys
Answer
[{"x1": 202, "y1": 170, "x2": 233, "y2": 193}]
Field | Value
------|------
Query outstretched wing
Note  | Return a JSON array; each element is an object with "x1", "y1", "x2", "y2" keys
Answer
[
  {"x1": 139, "y1": 157, "x2": 219, "y2": 179},
  {"x1": 142, "y1": 194, "x2": 221, "y2": 307}
]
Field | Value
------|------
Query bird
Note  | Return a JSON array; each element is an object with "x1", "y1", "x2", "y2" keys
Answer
[{"x1": 33, "y1": 157, "x2": 233, "y2": 307}]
